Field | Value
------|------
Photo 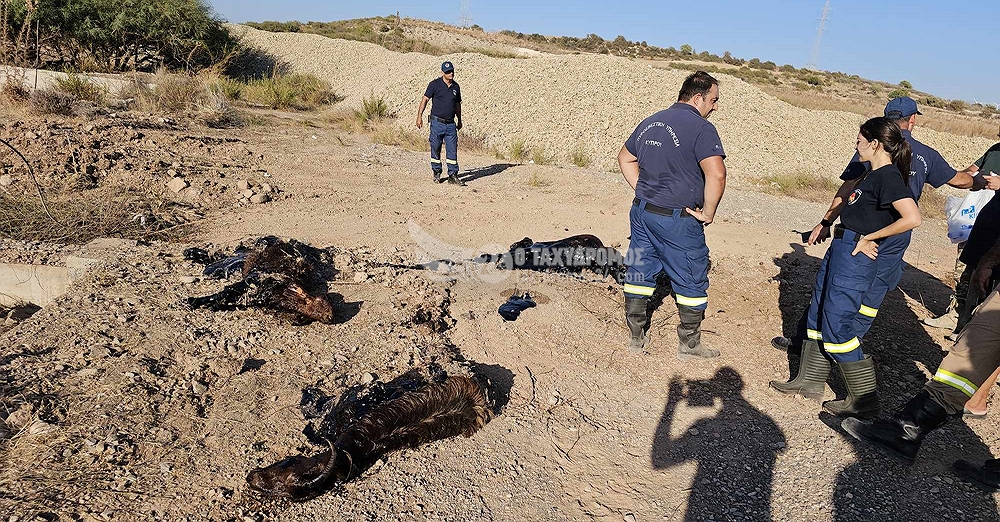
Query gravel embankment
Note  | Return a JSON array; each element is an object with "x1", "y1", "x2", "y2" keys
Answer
[{"x1": 233, "y1": 25, "x2": 994, "y2": 185}]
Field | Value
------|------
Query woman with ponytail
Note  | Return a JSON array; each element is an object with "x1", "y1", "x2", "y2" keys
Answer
[{"x1": 770, "y1": 117, "x2": 921, "y2": 419}]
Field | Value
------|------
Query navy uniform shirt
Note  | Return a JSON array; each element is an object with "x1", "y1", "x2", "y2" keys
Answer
[
  {"x1": 840, "y1": 164, "x2": 913, "y2": 235},
  {"x1": 840, "y1": 129, "x2": 955, "y2": 202},
  {"x1": 625, "y1": 103, "x2": 725, "y2": 209},
  {"x1": 424, "y1": 78, "x2": 462, "y2": 121}
]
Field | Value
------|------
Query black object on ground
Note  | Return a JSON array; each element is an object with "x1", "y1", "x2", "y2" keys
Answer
[{"x1": 498, "y1": 292, "x2": 537, "y2": 321}]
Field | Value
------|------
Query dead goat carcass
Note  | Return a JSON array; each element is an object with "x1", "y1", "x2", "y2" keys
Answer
[
  {"x1": 246, "y1": 373, "x2": 494, "y2": 501},
  {"x1": 486, "y1": 234, "x2": 626, "y2": 282},
  {"x1": 185, "y1": 236, "x2": 335, "y2": 324}
]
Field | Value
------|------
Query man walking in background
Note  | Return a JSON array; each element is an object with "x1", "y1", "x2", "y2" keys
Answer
[
  {"x1": 416, "y1": 61, "x2": 465, "y2": 186},
  {"x1": 617, "y1": 71, "x2": 727, "y2": 359}
]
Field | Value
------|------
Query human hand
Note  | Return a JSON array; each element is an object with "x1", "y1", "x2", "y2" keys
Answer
[
  {"x1": 456, "y1": 120, "x2": 463, "y2": 130},
  {"x1": 986, "y1": 172, "x2": 1000, "y2": 191},
  {"x1": 973, "y1": 266, "x2": 994, "y2": 297},
  {"x1": 852, "y1": 237, "x2": 878, "y2": 259},
  {"x1": 416, "y1": 117, "x2": 423, "y2": 129},
  {"x1": 684, "y1": 207, "x2": 713, "y2": 225},
  {"x1": 808, "y1": 223, "x2": 830, "y2": 245}
]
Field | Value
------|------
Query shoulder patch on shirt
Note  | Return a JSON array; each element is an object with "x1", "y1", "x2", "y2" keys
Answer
[{"x1": 848, "y1": 189, "x2": 862, "y2": 205}]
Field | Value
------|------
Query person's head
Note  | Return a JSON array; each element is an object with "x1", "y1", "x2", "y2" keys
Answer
[
  {"x1": 858, "y1": 116, "x2": 912, "y2": 183},
  {"x1": 677, "y1": 71, "x2": 720, "y2": 119},
  {"x1": 441, "y1": 61, "x2": 455, "y2": 80},
  {"x1": 883, "y1": 96, "x2": 921, "y2": 131}
]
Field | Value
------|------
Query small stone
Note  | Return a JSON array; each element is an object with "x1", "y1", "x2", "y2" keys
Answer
[
  {"x1": 88, "y1": 345, "x2": 110, "y2": 359},
  {"x1": 354, "y1": 272, "x2": 368, "y2": 283},
  {"x1": 0, "y1": 174, "x2": 12, "y2": 187},
  {"x1": 167, "y1": 177, "x2": 189, "y2": 193},
  {"x1": 688, "y1": 428, "x2": 700, "y2": 436},
  {"x1": 77, "y1": 368, "x2": 99, "y2": 378},
  {"x1": 260, "y1": 183, "x2": 273, "y2": 193},
  {"x1": 249, "y1": 193, "x2": 270, "y2": 204},
  {"x1": 236, "y1": 180, "x2": 251, "y2": 191},
  {"x1": 242, "y1": 189, "x2": 255, "y2": 199},
  {"x1": 191, "y1": 380, "x2": 208, "y2": 395},
  {"x1": 167, "y1": 169, "x2": 178, "y2": 177},
  {"x1": 361, "y1": 373, "x2": 376, "y2": 385},
  {"x1": 623, "y1": 514, "x2": 636, "y2": 522},
  {"x1": 178, "y1": 275, "x2": 199, "y2": 284}
]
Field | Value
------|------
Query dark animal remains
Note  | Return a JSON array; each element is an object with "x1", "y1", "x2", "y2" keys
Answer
[
  {"x1": 185, "y1": 236, "x2": 336, "y2": 325},
  {"x1": 246, "y1": 373, "x2": 494, "y2": 501},
  {"x1": 482, "y1": 234, "x2": 626, "y2": 282}
]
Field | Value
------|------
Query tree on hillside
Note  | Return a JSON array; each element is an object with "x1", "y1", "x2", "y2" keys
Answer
[
  {"x1": 680, "y1": 43, "x2": 693, "y2": 55},
  {"x1": 1, "y1": 0, "x2": 234, "y2": 72}
]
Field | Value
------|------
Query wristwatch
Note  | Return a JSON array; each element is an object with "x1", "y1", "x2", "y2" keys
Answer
[{"x1": 820, "y1": 219, "x2": 833, "y2": 227}]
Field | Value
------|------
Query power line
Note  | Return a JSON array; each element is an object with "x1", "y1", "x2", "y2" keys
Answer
[
  {"x1": 458, "y1": 0, "x2": 473, "y2": 28},
  {"x1": 805, "y1": 1, "x2": 831, "y2": 70}
]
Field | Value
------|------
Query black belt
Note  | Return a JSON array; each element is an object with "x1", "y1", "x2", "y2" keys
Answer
[
  {"x1": 429, "y1": 115, "x2": 455, "y2": 124},
  {"x1": 833, "y1": 224, "x2": 874, "y2": 243},
  {"x1": 633, "y1": 198, "x2": 693, "y2": 218}
]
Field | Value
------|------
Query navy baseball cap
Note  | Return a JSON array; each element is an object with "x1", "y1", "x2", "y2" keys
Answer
[
  {"x1": 441, "y1": 61, "x2": 454, "y2": 73},
  {"x1": 884, "y1": 96, "x2": 922, "y2": 119}
]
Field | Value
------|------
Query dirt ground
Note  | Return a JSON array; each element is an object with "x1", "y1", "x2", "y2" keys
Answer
[{"x1": 1, "y1": 113, "x2": 999, "y2": 522}]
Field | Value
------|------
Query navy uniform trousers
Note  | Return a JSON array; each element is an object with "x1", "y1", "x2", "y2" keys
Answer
[
  {"x1": 805, "y1": 228, "x2": 879, "y2": 362},
  {"x1": 851, "y1": 230, "x2": 910, "y2": 337},
  {"x1": 623, "y1": 200, "x2": 709, "y2": 311},
  {"x1": 428, "y1": 118, "x2": 459, "y2": 176}
]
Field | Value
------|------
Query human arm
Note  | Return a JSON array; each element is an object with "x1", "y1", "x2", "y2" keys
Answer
[
  {"x1": 807, "y1": 178, "x2": 861, "y2": 245},
  {"x1": 618, "y1": 144, "x2": 640, "y2": 190},
  {"x1": 852, "y1": 197, "x2": 921, "y2": 259},
  {"x1": 455, "y1": 101, "x2": 462, "y2": 130},
  {"x1": 651, "y1": 378, "x2": 688, "y2": 469},
  {"x1": 416, "y1": 96, "x2": 429, "y2": 129},
  {"x1": 686, "y1": 156, "x2": 726, "y2": 224}
]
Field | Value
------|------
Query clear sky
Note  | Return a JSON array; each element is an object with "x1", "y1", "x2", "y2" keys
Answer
[{"x1": 208, "y1": 1, "x2": 998, "y2": 105}]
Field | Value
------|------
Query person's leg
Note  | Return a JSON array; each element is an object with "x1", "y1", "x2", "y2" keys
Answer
[
  {"x1": 925, "y1": 242, "x2": 966, "y2": 329},
  {"x1": 853, "y1": 232, "x2": 909, "y2": 339},
  {"x1": 842, "y1": 288, "x2": 1000, "y2": 461},
  {"x1": 964, "y1": 364, "x2": 1000, "y2": 416},
  {"x1": 820, "y1": 234, "x2": 880, "y2": 418},
  {"x1": 623, "y1": 203, "x2": 663, "y2": 353},
  {"x1": 644, "y1": 210, "x2": 716, "y2": 359},
  {"x1": 428, "y1": 120, "x2": 444, "y2": 182},
  {"x1": 770, "y1": 247, "x2": 833, "y2": 399},
  {"x1": 444, "y1": 123, "x2": 462, "y2": 185}
]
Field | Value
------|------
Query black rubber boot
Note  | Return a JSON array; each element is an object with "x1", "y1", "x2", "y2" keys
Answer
[
  {"x1": 433, "y1": 171, "x2": 443, "y2": 183},
  {"x1": 824, "y1": 355, "x2": 880, "y2": 419},
  {"x1": 625, "y1": 297, "x2": 650, "y2": 353},
  {"x1": 953, "y1": 459, "x2": 1000, "y2": 492},
  {"x1": 841, "y1": 390, "x2": 951, "y2": 462},
  {"x1": 446, "y1": 174, "x2": 466, "y2": 186},
  {"x1": 676, "y1": 306, "x2": 719, "y2": 360},
  {"x1": 769, "y1": 339, "x2": 829, "y2": 400}
]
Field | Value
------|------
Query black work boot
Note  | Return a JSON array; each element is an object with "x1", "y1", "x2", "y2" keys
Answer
[
  {"x1": 769, "y1": 339, "x2": 830, "y2": 400},
  {"x1": 841, "y1": 390, "x2": 951, "y2": 462},
  {"x1": 447, "y1": 174, "x2": 466, "y2": 186},
  {"x1": 824, "y1": 355, "x2": 880, "y2": 419},
  {"x1": 953, "y1": 459, "x2": 1000, "y2": 492},
  {"x1": 433, "y1": 171, "x2": 443, "y2": 183},
  {"x1": 676, "y1": 306, "x2": 719, "y2": 360},
  {"x1": 625, "y1": 297, "x2": 650, "y2": 353}
]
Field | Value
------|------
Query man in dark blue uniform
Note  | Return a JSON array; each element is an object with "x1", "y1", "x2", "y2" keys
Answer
[
  {"x1": 416, "y1": 61, "x2": 464, "y2": 186},
  {"x1": 617, "y1": 71, "x2": 727, "y2": 359},
  {"x1": 773, "y1": 97, "x2": 988, "y2": 353}
]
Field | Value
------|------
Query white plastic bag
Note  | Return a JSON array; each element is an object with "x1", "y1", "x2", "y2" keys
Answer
[{"x1": 946, "y1": 190, "x2": 995, "y2": 243}]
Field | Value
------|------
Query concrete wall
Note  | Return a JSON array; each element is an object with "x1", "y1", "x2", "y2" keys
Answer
[{"x1": 0, "y1": 263, "x2": 70, "y2": 307}]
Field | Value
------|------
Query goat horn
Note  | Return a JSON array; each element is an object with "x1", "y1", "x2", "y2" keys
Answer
[{"x1": 306, "y1": 438, "x2": 337, "y2": 488}]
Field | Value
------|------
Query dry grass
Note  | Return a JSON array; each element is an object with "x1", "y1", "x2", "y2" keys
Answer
[
  {"x1": 526, "y1": 172, "x2": 551, "y2": 188},
  {"x1": 570, "y1": 147, "x2": 591, "y2": 167},
  {"x1": 241, "y1": 73, "x2": 339, "y2": 110},
  {"x1": 28, "y1": 89, "x2": 75, "y2": 115},
  {"x1": 0, "y1": 188, "x2": 197, "y2": 243},
  {"x1": 758, "y1": 172, "x2": 842, "y2": 203},
  {"x1": 531, "y1": 145, "x2": 555, "y2": 165},
  {"x1": 917, "y1": 185, "x2": 949, "y2": 220},
  {"x1": 371, "y1": 123, "x2": 429, "y2": 151},
  {"x1": 509, "y1": 138, "x2": 527, "y2": 163}
]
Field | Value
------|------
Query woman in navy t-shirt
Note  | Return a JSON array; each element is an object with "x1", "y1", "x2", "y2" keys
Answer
[{"x1": 771, "y1": 117, "x2": 921, "y2": 419}]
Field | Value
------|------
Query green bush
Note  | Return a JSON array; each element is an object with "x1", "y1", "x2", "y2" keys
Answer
[
  {"x1": 570, "y1": 148, "x2": 590, "y2": 167},
  {"x1": 245, "y1": 20, "x2": 302, "y2": 32},
  {"x1": 803, "y1": 74, "x2": 825, "y2": 86},
  {"x1": 887, "y1": 88, "x2": 909, "y2": 99},
  {"x1": 355, "y1": 95, "x2": 390, "y2": 123},
  {"x1": 509, "y1": 138, "x2": 527, "y2": 163},
  {"x1": 241, "y1": 73, "x2": 338, "y2": 110},
  {"x1": 948, "y1": 99, "x2": 968, "y2": 112},
  {"x1": 54, "y1": 73, "x2": 105, "y2": 103},
  {"x1": 899, "y1": 80, "x2": 912, "y2": 89},
  {"x1": 923, "y1": 96, "x2": 946, "y2": 109}
]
